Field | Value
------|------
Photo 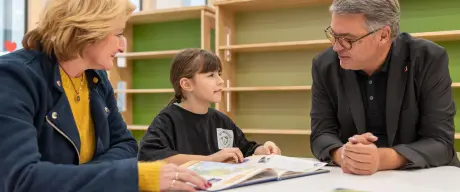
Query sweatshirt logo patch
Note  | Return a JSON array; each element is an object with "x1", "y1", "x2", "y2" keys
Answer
[{"x1": 217, "y1": 128, "x2": 234, "y2": 149}]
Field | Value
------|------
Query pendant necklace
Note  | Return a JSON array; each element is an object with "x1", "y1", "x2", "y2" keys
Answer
[{"x1": 60, "y1": 66, "x2": 84, "y2": 103}]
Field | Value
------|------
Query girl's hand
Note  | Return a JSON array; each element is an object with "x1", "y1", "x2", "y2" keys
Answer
[{"x1": 254, "y1": 141, "x2": 281, "y2": 155}]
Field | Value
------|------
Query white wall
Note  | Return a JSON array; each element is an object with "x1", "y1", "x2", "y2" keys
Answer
[
  {"x1": 130, "y1": 0, "x2": 142, "y2": 12},
  {"x1": 183, "y1": 0, "x2": 207, "y2": 6},
  {"x1": 156, "y1": 0, "x2": 181, "y2": 9},
  {"x1": 154, "y1": 0, "x2": 208, "y2": 9}
]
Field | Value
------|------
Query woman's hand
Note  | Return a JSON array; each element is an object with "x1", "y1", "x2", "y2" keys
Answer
[{"x1": 159, "y1": 163, "x2": 211, "y2": 192}]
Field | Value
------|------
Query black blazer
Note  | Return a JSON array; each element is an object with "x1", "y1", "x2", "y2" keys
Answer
[{"x1": 310, "y1": 32, "x2": 460, "y2": 169}]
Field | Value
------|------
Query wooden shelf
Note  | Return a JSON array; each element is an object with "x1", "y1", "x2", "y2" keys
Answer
[
  {"x1": 412, "y1": 30, "x2": 460, "y2": 42},
  {"x1": 116, "y1": 50, "x2": 180, "y2": 60},
  {"x1": 127, "y1": 125, "x2": 311, "y2": 135},
  {"x1": 213, "y1": 0, "x2": 331, "y2": 12},
  {"x1": 128, "y1": 6, "x2": 214, "y2": 24},
  {"x1": 115, "y1": 86, "x2": 311, "y2": 94},
  {"x1": 219, "y1": 40, "x2": 330, "y2": 53},
  {"x1": 219, "y1": 30, "x2": 460, "y2": 53},
  {"x1": 243, "y1": 129, "x2": 311, "y2": 135},
  {"x1": 128, "y1": 124, "x2": 460, "y2": 138},
  {"x1": 115, "y1": 89, "x2": 174, "y2": 93},
  {"x1": 115, "y1": 83, "x2": 460, "y2": 94},
  {"x1": 128, "y1": 125, "x2": 149, "y2": 130},
  {"x1": 226, "y1": 86, "x2": 311, "y2": 91}
]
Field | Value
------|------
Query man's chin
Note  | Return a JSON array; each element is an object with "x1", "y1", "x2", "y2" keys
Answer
[{"x1": 339, "y1": 60, "x2": 357, "y2": 71}]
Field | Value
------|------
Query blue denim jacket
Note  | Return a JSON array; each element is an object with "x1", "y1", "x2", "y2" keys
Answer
[{"x1": 0, "y1": 49, "x2": 140, "y2": 192}]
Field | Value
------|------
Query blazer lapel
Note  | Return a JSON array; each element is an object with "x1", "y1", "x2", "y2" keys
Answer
[
  {"x1": 386, "y1": 40, "x2": 409, "y2": 146},
  {"x1": 45, "y1": 61, "x2": 81, "y2": 159},
  {"x1": 342, "y1": 69, "x2": 366, "y2": 134}
]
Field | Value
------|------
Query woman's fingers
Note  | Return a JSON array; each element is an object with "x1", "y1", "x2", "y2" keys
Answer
[
  {"x1": 175, "y1": 167, "x2": 209, "y2": 189},
  {"x1": 168, "y1": 179, "x2": 197, "y2": 192}
]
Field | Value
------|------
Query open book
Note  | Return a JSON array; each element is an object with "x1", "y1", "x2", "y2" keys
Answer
[{"x1": 181, "y1": 155, "x2": 330, "y2": 191}]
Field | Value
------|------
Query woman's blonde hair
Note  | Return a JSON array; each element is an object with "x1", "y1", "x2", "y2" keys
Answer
[{"x1": 22, "y1": 0, "x2": 136, "y2": 61}]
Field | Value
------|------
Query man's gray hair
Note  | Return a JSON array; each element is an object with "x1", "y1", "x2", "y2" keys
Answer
[{"x1": 329, "y1": 0, "x2": 401, "y2": 38}]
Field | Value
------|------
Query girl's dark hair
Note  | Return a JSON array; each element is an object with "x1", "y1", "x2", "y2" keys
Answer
[{"x1": 168, "y1": 48, "x2": 222, "y2": 104}]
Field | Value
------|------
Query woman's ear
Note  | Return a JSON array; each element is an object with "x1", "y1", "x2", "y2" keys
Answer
[{"x1": 179, "y1": 77, "x2": 193, "y2": 92}]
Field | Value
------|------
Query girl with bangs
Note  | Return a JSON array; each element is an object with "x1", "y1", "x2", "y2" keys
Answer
[{"x1": 138, "y1": 48, "x2": 282, "y2": 166}]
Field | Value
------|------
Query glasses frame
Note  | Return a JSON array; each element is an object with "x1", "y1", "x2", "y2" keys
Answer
[{"x1": 324, "y1": 26, "x2": 381, "y2": 50}]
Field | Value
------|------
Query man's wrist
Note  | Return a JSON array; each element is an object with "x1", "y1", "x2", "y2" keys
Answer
[
  {"x1": 330, "y1": 147, "x2": 343, "y2": 166},
  {"x1": 377, "y1": 148, "x2": 407, "y2": 171}
]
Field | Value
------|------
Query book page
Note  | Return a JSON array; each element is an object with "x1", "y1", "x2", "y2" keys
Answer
[
  {"x1": 186, "y1": 161, "x2": 267, "y2": 191},
  {"x1": 239, "y1": 169, "x2": 279, "y2": 184},
  {"x1": 244, "y1": 155, "x2": 327, "y2": 173}
]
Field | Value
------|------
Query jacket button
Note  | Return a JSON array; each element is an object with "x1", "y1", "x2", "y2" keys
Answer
[
  {"x1": 52, "y1": 112, "x2": 58, "y2": 119},
  {"x1": 105, "y1": 107, "x2": 109, "y2": 113},
  {"x1": 56, "y1": 81, "x2": 61, "y2": 87},
  {"x1": 93, "y1": 77, "x2": 99, "y2": 84}
]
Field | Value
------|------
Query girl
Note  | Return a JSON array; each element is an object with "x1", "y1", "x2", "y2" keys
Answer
[{"x1": 138, "y1": 48, "x2": 281, "y2": 166}]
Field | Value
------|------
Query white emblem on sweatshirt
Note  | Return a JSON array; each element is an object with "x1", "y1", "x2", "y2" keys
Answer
[{"x1": 216, "y1": 128, "x2": 234, "y2": 149}]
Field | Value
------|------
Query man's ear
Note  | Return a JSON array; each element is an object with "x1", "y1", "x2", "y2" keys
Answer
[
  {"x1": 180, "y1": 77, "x2": 193, "y2": 92},
  {"x1": 379, "y1": 26, "x2": 391, "y2": 43}
]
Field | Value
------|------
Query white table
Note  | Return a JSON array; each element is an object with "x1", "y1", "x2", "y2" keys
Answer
[{"x1": 224, "y1": 165, "x2": 460, "y2": 192}]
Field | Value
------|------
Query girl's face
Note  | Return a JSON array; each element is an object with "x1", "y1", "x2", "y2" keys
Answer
[{"x1": 185, "y1": 71, "x2": 224, "y2": 104}]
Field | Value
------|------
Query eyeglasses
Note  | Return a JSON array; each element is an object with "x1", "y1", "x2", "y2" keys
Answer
[{"x1": 324, "y1": 26, "x2": 380, "y2": 50}]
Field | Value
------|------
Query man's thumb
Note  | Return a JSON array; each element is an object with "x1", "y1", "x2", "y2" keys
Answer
[{"x1": 364, "y1": 133, "x2": 378, "y2": 142}]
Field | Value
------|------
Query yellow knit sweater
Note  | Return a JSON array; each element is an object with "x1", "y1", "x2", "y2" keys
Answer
[{"x1": 60, "y1": 68, "x2": 163, "y2": 191}]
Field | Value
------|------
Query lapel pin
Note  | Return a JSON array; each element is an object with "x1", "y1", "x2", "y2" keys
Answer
[{"x1": 404, "y1": 66, "x2": 408, "y2": 72}]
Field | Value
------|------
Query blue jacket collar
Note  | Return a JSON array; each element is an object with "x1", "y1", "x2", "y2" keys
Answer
[{"x1": 42, "y1": 52, "x2": 103, "y2": 93}]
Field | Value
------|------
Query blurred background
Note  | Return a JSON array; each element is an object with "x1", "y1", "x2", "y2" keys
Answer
[{"x1": 2, "y1": 0, "x2": 460, "y2": 158}]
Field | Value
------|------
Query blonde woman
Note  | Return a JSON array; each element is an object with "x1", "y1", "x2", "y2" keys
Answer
[{"x1": 0, "y1": 0, "x2": 209, "y2": 191}]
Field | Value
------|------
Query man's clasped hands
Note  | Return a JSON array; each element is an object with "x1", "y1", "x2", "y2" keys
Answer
[{"x1": 332, "y1": 133, "x2": 407, "y2": 175}]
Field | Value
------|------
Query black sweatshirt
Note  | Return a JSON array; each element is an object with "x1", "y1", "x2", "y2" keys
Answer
[{"x1": 138, "y1": 104, "x2": 261, "y2": 161}]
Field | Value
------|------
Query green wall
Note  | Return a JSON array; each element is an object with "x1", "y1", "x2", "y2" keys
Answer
[
  {"x1": 130, "y1": 19, "x2": 215, "y2": 141},
  {"x1": 131, "y1": 19, "x2": 201, "y2": 140}
]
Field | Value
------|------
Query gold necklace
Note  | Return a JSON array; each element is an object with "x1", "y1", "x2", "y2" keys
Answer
[{"x1": 60, "y1": 66, "x2": 84, "y2": 103}]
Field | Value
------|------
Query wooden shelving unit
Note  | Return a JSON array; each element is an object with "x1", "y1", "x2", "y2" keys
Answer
[
  {"x1": 210, "y1": 0, "x2": 460, "y2": 157},
  {"x1": 112, "y1": 0, "x2": 460, "y2": 156},
  {"x1": 109, "y1": 3, "x2": 216, "y2": 128}
]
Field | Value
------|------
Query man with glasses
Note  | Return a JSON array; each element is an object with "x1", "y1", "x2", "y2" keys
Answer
[{"x1": 310, "y1": 0, "x2": 459, "y2": 175}]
